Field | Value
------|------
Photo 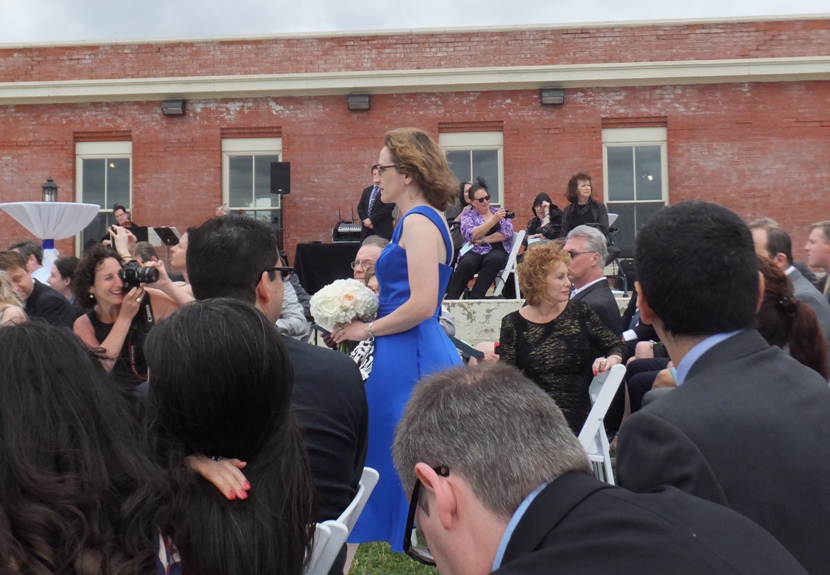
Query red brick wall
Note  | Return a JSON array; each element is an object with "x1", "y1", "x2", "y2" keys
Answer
[{"x1": 1, "y1": 19, "x2": 829, "y2": 262}]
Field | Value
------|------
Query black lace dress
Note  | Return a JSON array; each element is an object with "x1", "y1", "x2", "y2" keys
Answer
[{"x1": 499, "y1": 300, "x2": 627, "y2": 433}]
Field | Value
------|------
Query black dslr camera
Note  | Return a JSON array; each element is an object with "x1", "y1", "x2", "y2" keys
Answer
[
  {"x1": 504, "y1": 210, "x2": 516, "y2": 219},
  {"x1": 119, "y1": 262, "x2": 159, "y2": 291}
]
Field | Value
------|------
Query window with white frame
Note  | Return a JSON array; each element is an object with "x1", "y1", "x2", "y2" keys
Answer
[
  {"x1": 440, "y1": 132, "x2": 504, "y2": 205},
  {"x1": 76, "y1": 141, "x2": 132, "y2": 250},
  {"x1": 222, "y1": 138, "x2": 282, "y2": 225},
  {"x1": 602, "y1": 127, "x2": 668, "y2": 258}
]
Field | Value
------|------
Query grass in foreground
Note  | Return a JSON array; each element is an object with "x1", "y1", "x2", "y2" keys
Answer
[{"x1": 350, "y1": 542, "x2": 438, "y2": 575}]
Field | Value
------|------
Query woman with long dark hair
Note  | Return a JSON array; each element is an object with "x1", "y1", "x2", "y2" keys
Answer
[
  {"x1": 145, "y1": 299, "x2": 315, "y2": 575},
  {"x1": 0, "y1": 321, "x2": 168, "y2": 574},
  {"x1": 757, "y1": 255, "x2": 828, "y2": 379}
]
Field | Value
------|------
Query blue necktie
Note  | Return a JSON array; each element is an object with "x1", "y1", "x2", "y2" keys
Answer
[{"x1": 368, "y1": 185, "x2": 380, "y2": 213}]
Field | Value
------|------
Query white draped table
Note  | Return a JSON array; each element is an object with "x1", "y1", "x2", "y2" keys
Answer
[{"x1": 0, "y1": 201, "x2": 100, "y2": 270}]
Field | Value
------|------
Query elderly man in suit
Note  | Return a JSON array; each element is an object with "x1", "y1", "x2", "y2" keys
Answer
[
  {"x1": 392, "y1": 363, "x2": 807, "y2": 575},
  {"x1": 357, "y1": 165, "x2": 395, "y2": 241},
  {"x1": 616, "y1": 201, "x2": 830, "y2": 575},
  {"x1": 749, "y1": 219, "x2": 830, "y2": 348},
  {"x1": 564, "y1": 224, "x2": 622, "y2": 335}
]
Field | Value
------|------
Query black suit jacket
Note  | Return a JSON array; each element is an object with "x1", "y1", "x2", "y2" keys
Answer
[
  {"x1": 571, "y1": 280, "x2": 622, "y2": 335},
  {"x1": 282, "y1": 336, "x2": 369, "y2": 522},
  {"x1": 25, "y1": 280, "x2": 76, "y2": 329},
  {"x1": 496, "y1": 472, "x2": 806, "y2": 575},
  {"x1": 357, "y1": 185, "x2": 395, "y2": 240},
  {"x1": 616, "y1": 330, "x2": 830, "y2": 575}
]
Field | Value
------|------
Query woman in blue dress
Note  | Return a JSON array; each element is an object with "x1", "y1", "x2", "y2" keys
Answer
[{"x1": 334, "y1": 127, "x2": 462, "y2": 552}]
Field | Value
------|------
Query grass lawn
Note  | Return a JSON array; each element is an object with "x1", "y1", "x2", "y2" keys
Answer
[{"x1": 350, "y1": 542, "x2": 438, "y2": 575}]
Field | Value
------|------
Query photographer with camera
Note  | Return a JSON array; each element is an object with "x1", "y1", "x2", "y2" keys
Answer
[
  {"x1": 445, "y1": 178, "x2": 514, "y2": 299},
  {"x1": 73, "y1": 238, "x2": 178, "y2": 385}
]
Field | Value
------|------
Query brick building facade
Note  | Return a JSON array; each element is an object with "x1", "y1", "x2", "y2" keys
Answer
[{"x1": 1, "y1": 15, "x2": 828, "y2": 261}]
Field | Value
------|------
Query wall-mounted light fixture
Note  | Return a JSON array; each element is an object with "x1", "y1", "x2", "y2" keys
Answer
[
  {"x1": 540, "y1": 89, "x2": 565, "y2": 106},
  {"x1": 347, "y1": 94, "x2": 371, "y2": 111},
  {"x1": 161, "y1": 99, "x2": 186, "y2": 116},
  {"x1": 41, "y1": 177, "x2": 58, "y2": 202}
]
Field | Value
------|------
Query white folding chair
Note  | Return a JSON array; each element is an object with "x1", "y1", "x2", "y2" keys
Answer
[
  {"x1": 304, "y1": 467, "x2": 379, "y2": 575},
  {"x1": 578, "y1": 364, "x2": 625, "y2": 485},
  {"x1": 337, "y1": 467, "x2": 379, "y2": 533},
  {"x1": 493, "y1": 229, "x2": 525, "y2": 298},
  {"x1": 306, "y1": 520, "x2": 349, "y2": 575}
]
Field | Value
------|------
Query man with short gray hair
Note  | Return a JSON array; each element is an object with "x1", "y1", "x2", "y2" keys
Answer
[
  {"x1": 564, "y1": 225, "x2": 621, "y2": 334},
  {"x1": 392, "y1": 364, "x2": 806, "y2": 575}
]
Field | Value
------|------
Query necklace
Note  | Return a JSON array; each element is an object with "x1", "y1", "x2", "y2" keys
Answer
[{"x1": 574, "y1": 202, "x2": 591, "y2": 216}]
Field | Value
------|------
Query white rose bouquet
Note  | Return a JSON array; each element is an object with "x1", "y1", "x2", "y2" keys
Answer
[{"x1": 310, "y1": 279, "x2": 379, "y2": 352}]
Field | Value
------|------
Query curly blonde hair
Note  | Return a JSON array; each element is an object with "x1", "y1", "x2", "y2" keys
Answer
[
  {"x1": 0, "y1": 270, "x2": 22, "y2": 307},
  {"x1": 517, "y1": 242, "x2": 571, "y2": 306},
  {"x1": 384, "y1": 128, "x2": 458, "y2": 211}
]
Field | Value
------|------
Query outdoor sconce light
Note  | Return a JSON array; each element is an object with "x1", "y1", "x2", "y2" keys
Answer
[
  {"x1": 41, "y1": 177, "x2": 58, "y2": 202},
  {"x1": 540, "y1": 89, "x2": 565, "y2": 106},
  {"x1": 347, "y1": 94, "x2": 371, "y2": 111},
  {"x1": 161, "y1": 99, "x2": 186, "y2": 116}
]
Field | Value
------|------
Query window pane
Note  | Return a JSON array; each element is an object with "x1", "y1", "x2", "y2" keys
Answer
[
  {"x1": 447, "y1": 151, "x2": 472, "y2": 184},
  {"x1": 608, "y1": 201, "x2": 664, "y2": 258},
  {"x1": 634, "y1": 146, "x2": 662, "y2": 201},
  {"x1": 82, "y1": 159, "x2": 105, "y2": 207},
  {"x1": 254, "y1": 155, "x2": 279, "y2": 208},
  {"x1": 472, "y1": 149, "x2": 499, "y2": 204},
  {"x1": 607, "y1": 147, "x2": 634, "y2": 202},
  {"x1": 229, "y1": 156, "x2": 253, "y2": 208},
  {"x1": 108, "y1": 158, "x2": 131, "y2": 208}
]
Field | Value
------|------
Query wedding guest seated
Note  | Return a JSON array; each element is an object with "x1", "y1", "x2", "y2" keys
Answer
[
  {"x1": 145, "y1": 299, "x2": 315, "y2": 575},
  {"x1": 47, "y1": 255, "x2": 84, "y2": 318},
  {"x1": 445, "y1": 179, "x2": 514, "y2": 300},
  {"x1": 524, "y1": 192, "x2": 562, "y2": 244},
  {"x1": 0, "y1": 270, "x2": 26, "y2": 326},
  {"x1": 0, "y1": 321, "x2": 169, "y2": 574},
  {"x1": 499, "y1": 241, "x2": 627, "y2": 433},
  {"x1": 7, "y1": 239, "x2": 50, "y2": 284},
  {"x1": 392, "y1": 364, "x2": 808, "y2": 575},
  {"x1": 0, "y1": 250, "x2": 75, "y2": 328}
]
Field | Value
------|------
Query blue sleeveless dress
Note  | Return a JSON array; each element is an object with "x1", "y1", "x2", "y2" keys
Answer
[{"x1": 349, "y1": 205, "x2": 462, "y2": 550}]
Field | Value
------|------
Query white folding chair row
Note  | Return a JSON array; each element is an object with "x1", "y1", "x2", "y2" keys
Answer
[
  {"x1": 305, "y1": 467, "x2": 380, "y2": 575},
  {"x1": 577, "y1": 364, "x2": 625, "y2": 485}
]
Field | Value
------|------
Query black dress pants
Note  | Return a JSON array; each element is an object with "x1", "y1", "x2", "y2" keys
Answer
[{"x1": 446, "y1": 248, "x2": 508, "y2": 299}]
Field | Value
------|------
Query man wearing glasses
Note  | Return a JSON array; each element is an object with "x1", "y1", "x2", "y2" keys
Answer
[
  {"x1": 357, "y1": 165, "x2": 396, "y2": 241},
  {"x1": 392, "y1": 364, "x2": 807, "y2": 575},
  {"x1": 563, "y1": 224, "x2": 622, "y2": 335}
]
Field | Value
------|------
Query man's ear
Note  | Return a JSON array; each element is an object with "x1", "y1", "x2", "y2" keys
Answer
[
  {"x1": 772, "y1": 252, "x2": 789, "y2": 271},
  {"x1": 254, "y1": 271, "x2": 270, "y2": 307},
  {"x1": 635, "y1": 281, "x2": 654, "y2": 326},
  {"x1": 414, "y1": 462, "x2": 456, "y2": 531}
]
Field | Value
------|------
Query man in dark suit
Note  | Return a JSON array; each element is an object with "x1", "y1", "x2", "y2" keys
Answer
[
  {"x1": 564, "y1": 224, "x2": 622, "y2": 334},
  {"x1": 392, "y1": 364, "x2": 807, "y2": 575},
  {"x1": 750, "y1": 220, "x2": 830, "y2": 347},
  {"x1": 187, "y1": 216, "x2": 368, "y2": 551},
  {"x1": 805, "y1": 220, "x2": 830, "y2": 305},
  {"x1": 0, "y1": 251, "x2": 75, "y2": 328},
  {"x1": 357, "y1": 165, "x2": 395, "y2": 241},
  {"x1": 616, "y1": 201, "x2": 830, "y2": 575}
]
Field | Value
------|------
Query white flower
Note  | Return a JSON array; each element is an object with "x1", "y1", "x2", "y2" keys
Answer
[{"x1": 310, "y1": 278, "x2": 379, "y2": 331}]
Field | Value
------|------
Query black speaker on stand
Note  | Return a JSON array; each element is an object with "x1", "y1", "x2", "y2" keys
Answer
[{"x1": 271, "y1": 162, "x2": 290, "y2": 260}]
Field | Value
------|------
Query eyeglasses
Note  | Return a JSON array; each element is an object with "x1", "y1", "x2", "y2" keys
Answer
[
  {"x1": 566, "y1": 251, "x2": 596, "y2": 259},
  {"x1": 472, "y1": 195, "x2": 490, "y2": 204},
  {"x1": 372, "y1": 164, "x2": 398, "y2": 175},
  {"x1": 264, "y1": 266, "x2": 294, "y2": 281},
  {"x1": 403, "y1": 465, "x2": 449, "y2": 566},
  {"x1": 350, "y1": 259, "x2": 374, "y2": 270}
]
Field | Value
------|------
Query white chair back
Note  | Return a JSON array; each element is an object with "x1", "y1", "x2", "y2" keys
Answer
[
  {"x1": 578, "y1": 364, "x2": 625, "y2": 484},
  {"x1": 306, "y1": 520, "x2": 349, "y2": 575},
  {"x1": 338, "y1": 467, "x2": 379, "y2": 532},
  {"x1": 493, "y1": 229, "x2": 526, "y2": 298}
]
